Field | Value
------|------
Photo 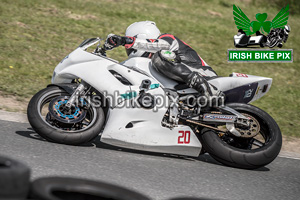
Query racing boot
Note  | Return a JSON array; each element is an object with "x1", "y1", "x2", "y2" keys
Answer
[{"x1": 186, "y1": 72, "x2": 225, "y2": 107}]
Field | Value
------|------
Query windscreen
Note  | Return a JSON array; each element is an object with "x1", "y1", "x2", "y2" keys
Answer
[{"x1": 78, "y1": 38, "x2": 100, "y2": 49}]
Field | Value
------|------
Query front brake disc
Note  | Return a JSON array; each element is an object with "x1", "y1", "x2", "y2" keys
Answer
[{"x1": 48, "y1": 96, "x2": 87, "y2": 124}]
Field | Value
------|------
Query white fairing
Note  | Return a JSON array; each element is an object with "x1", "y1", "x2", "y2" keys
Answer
[
  {"x1": 248, "y1": 36, "x2": 263, "y2": 44},
  {"x1": 234, "y1": 33, "x2": 263, "y2": 46},
  {"x1": 52, "y1": 46, "x2": 202, "y2": 157},
  {"x1": 101, "y1": 106, "x2": 201, "y2": 156},
  {"x1": 234, "y1": 34, "x2": 244, "y2": 45},
  {"x1": 208, "y1": 72, "x2": 272, "y2": 103},
  {"x1": 51, "y1": 40, "x2": 272, "y2": 157}
]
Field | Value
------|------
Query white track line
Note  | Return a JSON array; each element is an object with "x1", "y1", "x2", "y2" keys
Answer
[{"x1": 1, "y1": 110, "x2": 300, "y2": 160}]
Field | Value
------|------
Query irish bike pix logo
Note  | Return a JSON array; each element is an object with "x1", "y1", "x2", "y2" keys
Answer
[{"x1": 228, "y1": 4, "x2": 293, "y2": 62}]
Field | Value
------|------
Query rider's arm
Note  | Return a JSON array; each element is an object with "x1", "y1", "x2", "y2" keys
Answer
[
  {"x1": 125, "y1": 37, "x2": 171, "y2": 53},
  {"x1": 126, "y1": 34, "x2": 180, "y2": 52},
  {"x1": 106, "y1": 34, "x2": 174, "y2": 52}
]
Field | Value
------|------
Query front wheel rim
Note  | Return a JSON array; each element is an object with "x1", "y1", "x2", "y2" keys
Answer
[{"x1": 37, "y1": 89, "x2": 98, "y2": 133}]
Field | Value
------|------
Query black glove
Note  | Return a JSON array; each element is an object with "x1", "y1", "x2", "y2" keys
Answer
[
  {"x1": 106, "y1": 34, "x2": 125, "y2": 49},
  {"x1": 105, "y1": 34, "x2": 135, "y2": 50}
]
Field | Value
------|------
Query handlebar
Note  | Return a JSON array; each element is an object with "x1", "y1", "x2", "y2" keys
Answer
[
  {"x1": 95, "y1": 45, "x2": 107, "y2": 56},
  {"x1": 93, "y1": 40, "x2": 109, "y2": 56}
]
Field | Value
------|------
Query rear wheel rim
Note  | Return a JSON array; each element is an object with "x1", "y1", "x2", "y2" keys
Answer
[{"x1": 218, "y1": 111, "x2": 271, "y2": 151}]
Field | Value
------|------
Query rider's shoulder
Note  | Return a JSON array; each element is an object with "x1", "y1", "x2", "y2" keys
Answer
[{"x1": 158, "y1": 33, "x2": 176, "y2": 40}]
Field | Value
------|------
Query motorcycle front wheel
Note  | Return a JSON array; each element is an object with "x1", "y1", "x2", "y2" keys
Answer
[
  {"x1": 199, "y1": 103, "x2": 282, "y2": 169},
  {"x1": 27, "y1": 86, "x2": 105, "y2": 145}
]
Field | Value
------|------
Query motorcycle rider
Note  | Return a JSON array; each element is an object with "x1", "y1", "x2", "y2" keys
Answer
[{"x1": 105, "y1": 21, "x2": 224, "y2": 106}]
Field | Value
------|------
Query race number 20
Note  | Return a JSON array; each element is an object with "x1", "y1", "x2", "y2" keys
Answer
[{"x1": 178, "y1": 131, "x2": 190, "y2": 144}]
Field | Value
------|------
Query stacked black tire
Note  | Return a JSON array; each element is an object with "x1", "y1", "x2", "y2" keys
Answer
[
  {"x1": 0, "y1": 155, "x2": 218, "y2": 200},
  {"x1": 0, "y1": 155, "x2": 30, "y2": 200},
  {"x1": 30, "y1": 177, "x2": 151, "y2": 200},
  {"x1": 0, "y1": 155, "x2": 151, "y2": 200}
]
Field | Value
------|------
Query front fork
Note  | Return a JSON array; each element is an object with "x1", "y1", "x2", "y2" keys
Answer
[{"x1": 65, "y1": 82, "x2": 87, "y2": 109}]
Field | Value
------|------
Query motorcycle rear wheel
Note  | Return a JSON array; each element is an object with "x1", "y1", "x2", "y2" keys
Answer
[
  {"x1": 27, "y1": 86, "x2": 105, "y2": 145},
  {"x1": 199, "y1": 103, "x2": 282, "y2": 169}
]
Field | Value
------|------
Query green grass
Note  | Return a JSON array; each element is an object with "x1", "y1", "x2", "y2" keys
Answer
[{"x1": 0, "y1": 0, "x2": 299, "y2": 137}]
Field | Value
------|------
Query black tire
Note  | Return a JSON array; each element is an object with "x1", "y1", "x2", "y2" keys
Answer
[
  {"x1": 0, "y1": 155, "x2": 30, "y2": 199},
  {"x1": 199, "y1": 103, "x2": 282, "y2": 169},
  {"x1": 259, "y1": 42, "x2": 265, "y2": 48},
  {"x1": 27, "y1": 86, "x2": 105, "y2": 145},
  {"x1": 29, "y1": 177, "x2": 151, "y2": 200}
]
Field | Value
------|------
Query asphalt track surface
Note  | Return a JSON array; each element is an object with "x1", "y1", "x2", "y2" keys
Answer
[{"x1": 0, "y1": 119, "x2": 300, "y2": 200}]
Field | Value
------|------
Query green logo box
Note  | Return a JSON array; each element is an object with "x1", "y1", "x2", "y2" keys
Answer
[{"x1": 228, "y1": 49, "x2": 293, "y2": 62}]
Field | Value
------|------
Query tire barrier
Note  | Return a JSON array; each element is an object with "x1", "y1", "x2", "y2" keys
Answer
[
  {"x1": 29, "y1": 177, "x2": 151, "y2": 200},
  {"x1": 0, "y1": 155, "x2": 215, "y2": 200},
  {"x1": 0, "y1": 155, "x2": 31, "y2": 200}
]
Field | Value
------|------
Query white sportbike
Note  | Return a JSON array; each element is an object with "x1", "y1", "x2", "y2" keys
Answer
[{"x1": 28, "y1": 38, "x2": 282, "y2": 169}]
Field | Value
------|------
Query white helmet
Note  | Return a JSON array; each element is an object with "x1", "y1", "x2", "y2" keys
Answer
[
  {"x1": 125, "y1": 21, "x2": 161, "y2": 58},
  {"x1": 284, "y1": 25, "x2": 291, "y2": 34}
]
